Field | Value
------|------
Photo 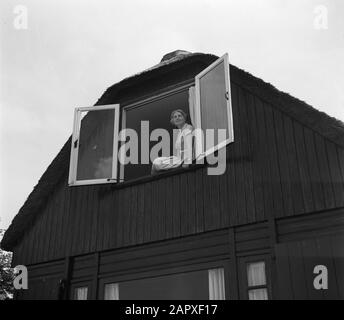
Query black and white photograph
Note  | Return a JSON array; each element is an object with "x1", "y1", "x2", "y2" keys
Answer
[{"x1": 0, "y1": 0, "x2": 344, "y2": 305}]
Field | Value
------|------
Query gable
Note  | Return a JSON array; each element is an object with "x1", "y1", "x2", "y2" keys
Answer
[{"x1": 2, "y1": 52, "x2": 344, "y2": 253}]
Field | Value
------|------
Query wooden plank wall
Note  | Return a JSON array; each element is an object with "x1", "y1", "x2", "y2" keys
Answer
[
  {"x1": 53, "y1": 225, "x2": 269, "y2": 300},
  {"x1": 12, "y1": 80, "x2": 344, "y2": 267},
  {"x1": 14, "y1": 212, "x2": 344, "y2": 300},
  {"x1": 277, "y1": 207, "x2": 344, "y2": 243},
  {"x1": 275, "y1": 233, "x2": 344, "y2": 300},
  {"x1": 15, "y1": 260, "x2": 65, "y2": 300}
]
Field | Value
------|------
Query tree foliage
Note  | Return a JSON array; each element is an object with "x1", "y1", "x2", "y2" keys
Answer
[{"x1": 0, "y1": 229, "x2": 14, "y2": 300}]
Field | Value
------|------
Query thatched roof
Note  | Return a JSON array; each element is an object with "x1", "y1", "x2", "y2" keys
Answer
[{"x1": 1, "y1": 50, "x2": 344, "y2": 251}]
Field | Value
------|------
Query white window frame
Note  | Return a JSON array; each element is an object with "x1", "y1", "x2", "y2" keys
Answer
[
  {"x1": 194, "y1": 53, "x2": 234, "y2": 160},
  {"x1": 68, "y1": 104, "x2": 120, "y2": 186}
]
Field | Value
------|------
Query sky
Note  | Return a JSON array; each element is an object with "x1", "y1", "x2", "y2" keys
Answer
[{"x1": 0, "y1": 0, "x2": 343, "y2": 230}]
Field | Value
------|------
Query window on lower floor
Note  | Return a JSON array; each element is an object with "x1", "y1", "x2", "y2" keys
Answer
[
  {"x1": 208, "y1": 268, "x2": 226, "y2": 300},
  {"x1": 103, "y1": 268, "x2": 225, "y2": 300},
  {"x1": 74, "y1": 286, "x2": 88, "y2": 300},
  {"x1": 104, "y1": 283, "x2": 119, "y2": 300},
  {"x1": 246, "y1": 261, "x2": 268, "y2": 300}
]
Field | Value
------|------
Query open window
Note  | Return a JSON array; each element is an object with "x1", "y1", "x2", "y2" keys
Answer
[
  {"x1": 193, "y1": 53, "x2": 234, "y2": 159},
  {"x1": 120, "y1": 86, "x2": 190, "y2": 181},
  {"x1": 68, "y1": 104, "x2": 120, "y2": 186}
]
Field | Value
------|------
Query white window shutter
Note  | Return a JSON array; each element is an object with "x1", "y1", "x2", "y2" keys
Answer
[
  {"x1": 188, "y1": 86, "x2": 196, "y2": 127},
  {"x1": 68, "y1": 104, "x2": 120, "y2": 186},
  {"x1": 194, "y1": 53, "x2": 234, "y2": 159}
]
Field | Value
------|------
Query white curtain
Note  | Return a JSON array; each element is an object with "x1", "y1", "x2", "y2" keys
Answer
[
  {"x1": 248, "y1": 289, "x2": 268, "y2": 300},
  {"x1": 247, "y1": 262, "x2": 266, "y2": 287},
  {"x1": 188, "y1": 86, "x2": 196, "y2": 127},
  {"x1": 104, "y1": 283, "x2": 119, "y2": 300},
  {"x1": 208, "y1": 268, "x2": 225, "y2": 300},
  {"x1": 75, "y1": 287, "x2": 88, "y2": 300},
  {"x1": 247, "y1": 262, "x2": 268, "y2": 300}
]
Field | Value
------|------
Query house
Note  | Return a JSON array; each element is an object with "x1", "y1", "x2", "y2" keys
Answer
[{"x1": 1, "y1": 50, "x2": 344, "y2": 300}]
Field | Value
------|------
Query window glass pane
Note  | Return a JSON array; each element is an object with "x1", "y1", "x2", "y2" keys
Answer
[
  {"x1": 247, "y1": 261, "x2": 266, "y2": 287},
  {"x1": 104, "y1": 283, "x2": 119, "y2": 300},
  {"x1": 119, "y1": 269, "x2": 209, "y2": 300},
  {"x1": 248, "y1": 288, "x2": 268, "y2": 300},
  {"x1": 199, "y1": 60, "x2": 229, "y2": 149},
  {"x1": 124, "y1": 90, "x2": 189, "y2": 181},
  {"x1": 76, "y1": 109, "x2": 115, "y2": 180},
  {"x1": 74, "y1": 287, "x2": 88, "y2": 300},
  {"x1": 208, "y1": 268, "x2": 226, "y2": 300}
]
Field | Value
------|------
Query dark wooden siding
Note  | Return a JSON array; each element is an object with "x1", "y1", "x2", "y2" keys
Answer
[
  {"x1": 12, "y1": 79, "x2": 344, "y2": 266},
  {"x1": 54, "y1": 224, "x2": 271, "y2": 300},
  {"x1": 275, "y1": 234, "x2": 344, "y2": 300},
  {"x1": 13, "y1": 210, "x2": 344, "y2": 300},
  {"x1": 277, "y1": 207, "x2": 344, "y2": 243},
  {"x1": 15, "y1": 260, "x2": 65, "y2": 300}
]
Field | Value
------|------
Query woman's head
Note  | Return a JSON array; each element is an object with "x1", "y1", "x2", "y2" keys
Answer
[{"x1": 170, "y1": 109, "x2": 188, "y2": 128}]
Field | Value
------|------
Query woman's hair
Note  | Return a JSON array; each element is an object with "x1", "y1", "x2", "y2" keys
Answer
[{"x1": 170, "y1": 109, "x2": 188, "y2": 125}]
